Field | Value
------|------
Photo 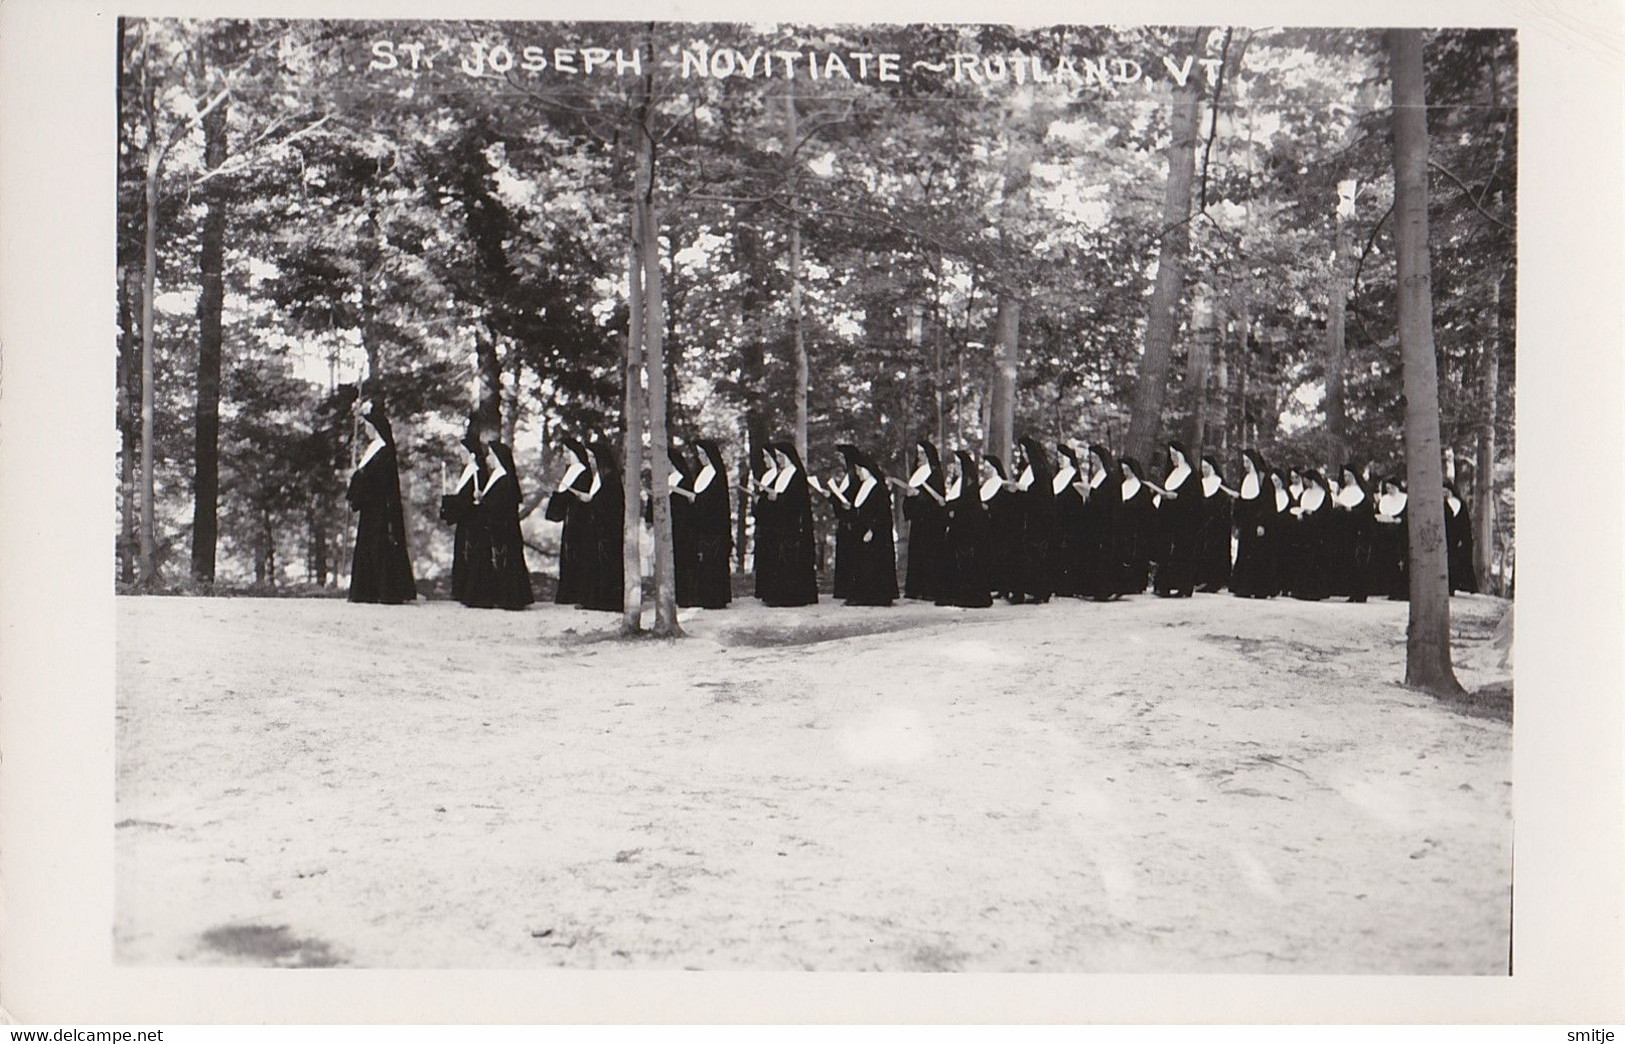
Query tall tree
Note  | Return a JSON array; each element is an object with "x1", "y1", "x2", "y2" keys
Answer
[
  {"x1": 1387, "y1": 28, "x2": 1464, "y2": 697},
  {"x1": 189, "y1": 28, "x2": 232, "y2": 583},
  {"x1": 1125, "y1": 27, "x2": 1207, "y2": 468}
]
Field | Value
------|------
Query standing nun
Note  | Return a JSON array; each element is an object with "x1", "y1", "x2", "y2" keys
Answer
[
  {"x1": 665, "y1": 444, "x2": 699, "y2": 608},
  {"x1": 1289, "y1": 469, "x2": 1334, "y2": 601},
  {"x1": 1019, "y1": 436, "x2": 1061, "y2": 603},
  {"x1": 1116, "y1": 457, "x2": 1157, "y2": 595},
  {"x1": 1444, "y1": 482, "x2": 1478, "y2": 594},
  {"x1": 1333, "y1": 464, "x2": 1376, "y2": 603},
  {"x1": 824, "y1": 445, "x2": 862, "y2": 602},
  {"x1": 688, "y1": 439, "x2": 734, "y2": 609},
  {"x1": 979, "y1": 454, "x2": 1022, "y2": 602},
  {"x1": 764, "y1": 442, "x2": 819, "y2": 606},
  {"x1": 1052, "y1": 443, "x2": 1087, "y2": 597},
  {"x1": 1197, "y1": 454, "x2": 1235, "y2": 593},
  {"x1": 1229, "y1": 450, "x2": 1274, "y2": 598},
  {"x1": 900, "y1": 439, "x2": 948, "y2": 601},
  {"x1": 1075, "y1": 444, "x2": 1122, "y2": 601},
  {"x1": 1153, "y1": 441, "x2": 1202, "y2": 598},
  {"x1": 938, "y1": 449, "x2": 993, "y2": 608},
  {"x1": 1266, "y1": 468, "x2": 1295, "y2": 598},
  {"x1": 476, "y1": 439, "x2": 536, "y2": 610},
  {"x1": 347, "y1": 398, "x2": 418, "y2": 604},
  {"x1": 750, "y1": 444, "x2": 780, "y2": 603},
  {"x1": 579, "y1": 440, "x2": 626, "y2": 612},
  {"x1": 842, "y1": 446, "x2": 899, "y2": 607},
  {"x1": 441, "y1": 425, "x2": 486, "y2": 605},
  {"x1": 544, "y1": 438, "x2": 593, "y2": 607},
  {"x1": 1374, "y1": 477, "x2": 1410, "y2": 601}
]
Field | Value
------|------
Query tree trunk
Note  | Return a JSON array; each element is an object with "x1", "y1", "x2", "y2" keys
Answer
[
  {"x1": 504, "y1": 350, "x2": 521, "y2": 446},
  {"x1": 1324, "y1": 212, "x2": 1351, "y2": 468},
  {"x1": 190, "y1": 91, "x2": 229, "y2": 583},
  {"x1": 1387, "y1": 28, "x2": 1465, "y2": 697},
  {"x1": 1125, "y1": 40, "x2": 1204, "y2": 469},
  {"x1": 476, "y1": 327, "x2": 503, "y2": 435},
  {"x1": 988, "y1": 298, "x2": 1019, "y2": 463},
  {"x1": 622, "y1": 228, "x2": 647, "y2": 634},
  {"x1": 640, "y1": 197, "x2": 682, "y2": 637},
  {"x1": 118, "y1": 265, "x2": 139, "y2": 585},
  {"x1": 1184, "y1": 293, "x2": 1214, "y2": 457},
  {"x1": 1474, "y1": 272, "x2": 1501, "y2": 593},
  {"x1": 140, "y1": 139, "x2": 161, "y2": 587},
  {"x1": 785, "y1": 92, "x2": 809, "y2": 463}
]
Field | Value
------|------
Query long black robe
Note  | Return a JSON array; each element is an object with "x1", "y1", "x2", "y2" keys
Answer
[
  {"x1": 1289, "y1": 481, "x2": 1334, "y2": 601},
  {"x1": 474, "y1": 442, "x2": 535, "y2": 611},
  {"x1": 1445, "y1": 487, "x2": 1478, "y2": 594},
  {"x1": 1052, "y1": 449, "x2": 1086, "y2": 597},
  {"x1": 937, "y1": 453, "x2": 992, "y2": 608},
  {"x1": 1075, "y1": 447, "x2": 1122, "y2": 601},
  {"x1": 762, "y1": 446, "x2": 818, "y2": 606},
  {"x1": 1374, "y1": 489, "x2": 1410, "y2": 601},
  {"x1": 1016, "y1": 436, "x2": 1058, "y2": 603},
  {"x1": 902, "y1": 441, "x2": 948, "y2": 601},
  {"x1": 844, "y1": 470, "x2": 899, "y2": 607},
  {"x1": 1230, "y1": 455, "x2": 1273, "y2": 598},
  {"x1": 544, "y1": 442, "x2": 593, "y2": 606},
  {"x1": 1332, "y1": 473, "x2": 1376, "y2": 603},
  {"x1": 690, "y1": 441, "x2": 733, "y2": 609},
  {"x1": 1153, "y1": 445, "x2": 1202, "y2": 598},
  {"x1": 827, "y1": 446, "x2": 862, "y2": 602},
  {"x1": 441, "y1": 457, "x2": 482, "y2": 604},
  {"x1": 979, "y1": 456, "x2": 1021, "y2": 601},
  {"x1": 347, "y1": 422, "x2": 418, "y2": 605},
  {"x1": 667, "y1": 447, "x2": 699, "y2": 608},
  {"x1": 1115, "y1": 460, "x2": 1156, "y2": 595},
  {"x1": 1196, "y1": 462, "x2": 1233, "y2": 593},
  {"x1": 750, "y1": 449, "x2": 779, "y2": 602},
  {"x1": 579, "y1": 445, "x2": 626, "y2": 613},
  {"x1": 1274, "y1": 475, "x2": 1304, "y2": 596}
]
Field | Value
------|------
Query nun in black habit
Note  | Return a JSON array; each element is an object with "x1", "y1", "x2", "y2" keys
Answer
[
  {"x1": 1265, "y1": 468, "x2": 1295, "y2": 598},
  {"x1": 1075, "y1": 444, "x2": 1122, "y2": 601},
  {"x1": 840, "y1": 446, "x2": 899, "y2": 607},
  {"x1": 578, "y1": 440, "x2": 626, "y2": 612},
  {"x1": 1116, "y1": 457, "x2": 1157, "y2": 595},
  {"x1": 471, "y1": 440, "x2": 536, "y2": 610},
  {"x1": 1196, "y1": 454, "x2": 1235, "y2": 593},
  {"x1": 978, "y1": 454, "x2": 1022, "y2": 602},
  {"x1": 688, "y1": 439, "x2": 734, "y2": 609},
  {"x1": 823, "y1": 445, "x2": 862, "y2": 602},
  {"x1": 763, "y1": 442, "x2": 819, "y2": 607},
  {"x1": 347, "y1": 398, "x2": 418, "y2": 604},
  {"x1": 900, "y1": 439, "x2": 949, "y2": 601},
  {"x1": 937, "y1": 450, "x2": 993, "y2": 608},
  {"x1": 750, "y1": 444, "x2": 780, "y2": 602},
  {"x1": 1332, "y1": 464, "x2": 1376, "y2": 602},
  {"x1": 664, "y1": 444, "x2": 699, "y2": 608},
  {"x1": 1152, "y1": 441, "x2": 1202, "y2": 598},
  {"x1": 1052, "y1": 443, "x2": 1087, "y2": 597},
  {"x1": 1288, "y1": 470, "x2": 1334, "y2": 601},
  {"x1": 1444, "y1": 482, "x2": 1478, "y2": 594},
  {"x1": 1373, "y1": 477, "x2": 1410, "y2": 601},
  {"x1": 1229, "y1": 450, "x2": 1274, "y2": 598},
  {"x1": 440, "y1": 425, "x2": 486, "y2": 605},
  {"x1": 544, "y1": 438, "x2": 594, "y2": 606},
  {"x1": 1012, "y1": 436, "x2": 1059, "y2": 603}
]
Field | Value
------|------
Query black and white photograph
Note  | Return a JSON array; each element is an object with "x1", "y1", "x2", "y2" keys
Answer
[
  {"x1": 109, "y1": 16, "x2": 1518, "y2": 974},
  {"x1": 2, "y1": 0, "x2": 1622, "y2": 1027}
]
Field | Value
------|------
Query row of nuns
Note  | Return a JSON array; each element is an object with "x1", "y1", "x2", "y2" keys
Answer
[{"x1": 347, "y1": 398, "x2": 1481, "y2": 611}]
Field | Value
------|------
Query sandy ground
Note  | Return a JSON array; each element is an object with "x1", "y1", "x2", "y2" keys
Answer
[{"x1": 115, "y1": 589, "x2": 1513, "y2": 972}]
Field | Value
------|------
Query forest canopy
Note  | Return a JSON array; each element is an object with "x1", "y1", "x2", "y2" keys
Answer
[{"x1": 115, "y1": 20, "x2": 1515, "y2": 596}]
